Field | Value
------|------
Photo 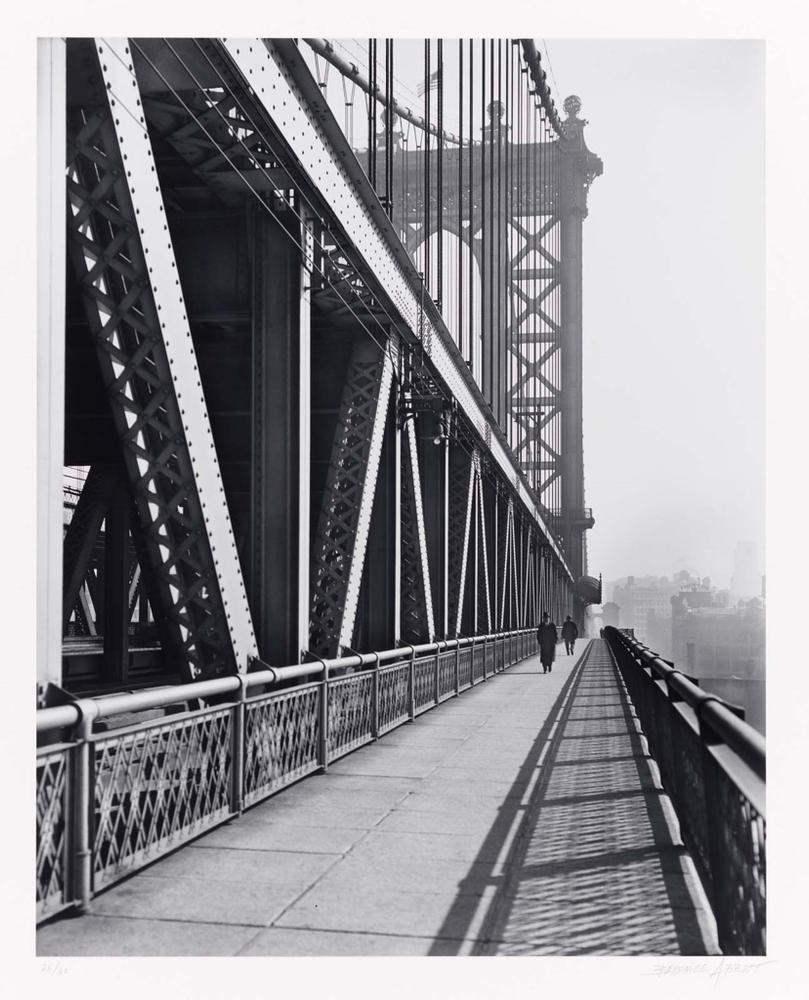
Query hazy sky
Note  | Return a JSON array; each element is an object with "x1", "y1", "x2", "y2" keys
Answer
[
  {"x1": 317, "y1": 39, "x2": 766, "y2": 589},
  {"x1": 545, "y1": 40, "x2": 765, "y2": 588}
]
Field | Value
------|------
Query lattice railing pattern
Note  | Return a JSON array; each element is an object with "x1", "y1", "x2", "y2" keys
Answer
[
  {"x1": 310, "y1": 342, "x2": 389, "y2": 658},
  {"x1": 459, "y1": 648, "x2": 473, "y2": 689},
  {"x1": 473, "y1": 645, "x2": 485, "y2": 683},
  {"x1": 244, "y1": 685, "x2": 320, "y2": 805},
  {"x1": 607, "y1": 631, "x2": 766, "y2": 956},
  {"x1": 92, "y1": 709, "x2": 233, "y2": 887},
  {"x1": 438, "y1": 651, "x2": 456, "y2": 701},
  {"x1": 37, "y1": 630, "x2": 535, "y2": 921},
  {"x1": 400, "y1": 429, "x2": 431, "y2": 644},
  {"x1": 378, "y1": 663, "x2": 411, "y2": 734},
  {"x1": 65, "y1": 51, "x2": 234, "y2": 680},
  {"x1": 414, "y1": 656, "x2": 437, "y2": 713},
  {"x1": 671, "y1": 717, "x2": 711, "y2": 879},
  {"x1": 329, "y1": 673, "x2": 374, "y2": 758},
  {"x1": 36, "y1": 747, "x2": 71, "y2": 919},
  {"x1": 711, "y1": 772, "x2": 766, "y2": 955}
]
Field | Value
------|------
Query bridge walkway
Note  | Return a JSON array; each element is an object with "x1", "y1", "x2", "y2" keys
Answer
[{"x1": 37, "y1": 640, "x2": 720, "y2": 957}]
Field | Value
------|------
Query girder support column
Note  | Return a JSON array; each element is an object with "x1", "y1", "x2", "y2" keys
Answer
[{"x1": 251, "y1": 210, "x2": 311, "y2": 665}]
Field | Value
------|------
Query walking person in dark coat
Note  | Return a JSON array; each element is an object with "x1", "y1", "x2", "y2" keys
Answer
[
  {"x1": 536, "y1": 612, "x2": 558, "y2": 673},
  {"x1": 561, "y1": 615, "x2": 579, "y2": 656}
]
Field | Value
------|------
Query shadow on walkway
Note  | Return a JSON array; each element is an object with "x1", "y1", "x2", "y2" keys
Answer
[{"x1": 430, "y1": 641, "x2": 719, "y2": 956}]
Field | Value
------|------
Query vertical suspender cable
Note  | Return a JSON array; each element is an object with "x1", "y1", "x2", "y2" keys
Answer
[
  {"x1": 437, "y1": 38, "x2": 443, "y2": 313},
  {"x1": 368, "y1": 39, "x2": 377, "y2": 190},
  {"x1": 386, "y1": 39, "x2": 393, "y2": 220},
  {"x1": 480, "y1": 39, "x2": 487, "y2": 406},
  {"x1": 469, "y1": 39, "x2": 475, "y2": 373},
  {"x1": 458, "y1": 39, "x2": 464, "y2": 362},
  {"x1": 424, "y1": 39, "x2": 431, "y2": 296},
  {"x1": 488, "y1": 39, "x2": 495, "y2": 415}
]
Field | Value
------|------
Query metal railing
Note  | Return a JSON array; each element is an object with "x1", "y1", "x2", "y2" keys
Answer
[
  {"x1": 603, "y1": 626, "x2": 765, "y2": 955},
  {"x1": 36, "y1": 628, "x2": 537, "y2": 924}
]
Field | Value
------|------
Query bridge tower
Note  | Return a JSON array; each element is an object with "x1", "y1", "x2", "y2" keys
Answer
[
  {"x1": 558, "y1": 95, "x2": 602, "y2": 617},
  {"x1": 384, "y1": 89, "x2": 602, "y2": 621}
]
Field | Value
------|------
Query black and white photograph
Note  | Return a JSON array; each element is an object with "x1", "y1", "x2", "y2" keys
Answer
[{"x1": 8, "y1": 0, "x2": 808, "y2": 994}]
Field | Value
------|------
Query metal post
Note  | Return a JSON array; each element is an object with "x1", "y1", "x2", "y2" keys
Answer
[
  {"x1": 409, "y1": 645, "x2": 416, "y2": 719},
  {"x1": 483, "y1": 634, "x2": 488, "y2": 681},
  {"x1": 72, "y1": 699, "x2": 99, "y2": 913},
  {"x1": 434, "y1": 642, "x2": 441, "y2": 705},
  {"x1": 372, "y1": 652, "x2": 381, "y2": 738},
  {"x1": 443, "y1": 440, "x2": 450, "y2": 637},
  {"x1": 231, "y1": 675, "x2": 249, "y2": 816},
  {"x1": 318, "y1": 659, "x2": 330, "y2": 771},
  {"x1": 455, "y1": 640, "x2": 460, "y2": 696},
  {"x1": 298, "y1": 212, "x2": 313, "y2": 659},
  {"x1": 393, "y1": 416, "x2": 402, "y2": 644}
]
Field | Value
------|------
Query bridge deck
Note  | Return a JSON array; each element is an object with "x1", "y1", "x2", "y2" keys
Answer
[{"x1": 37, "y1": 640, "x2": 720, "y2": 957}]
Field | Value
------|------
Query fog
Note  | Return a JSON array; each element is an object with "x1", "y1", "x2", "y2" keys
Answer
[
  {"x1": 545, "y1": 40, "x2": 765, "y2": 588},
  {"x1": 309, "y1": 38, "x2": 765, "y2": 589}
]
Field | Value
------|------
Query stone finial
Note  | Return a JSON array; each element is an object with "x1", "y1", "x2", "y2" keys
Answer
[{"x1": 563, "y1": 95, "x2": 583, "y2": 122}]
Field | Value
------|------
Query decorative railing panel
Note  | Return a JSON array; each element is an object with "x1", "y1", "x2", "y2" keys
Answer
[
  {"x1": 485, "y1": 643, "x2": 495, "y2": 677},
  {"x1": 329, "y1": 672, "x2": 374, "y2": 759},
  {"x1": 36, "y1": 627, "x2": 536, "y2": 921},
  {"x1": 604, "y1": 626, "x2": 765, "y2": 956},
  {"x1": 92, "y1": 708, "x2": 234, "y2": 888},
  {"x1": 472, "y1": 645, "x2": 485, "y2": 683},
  {"x1": 438, "y1": 652, "x2": 456, "y2": 701},
  {"x1": 244, "y1": 685, "x2": 321, "y2": 805},
  {"x1": 705, "y1": 747, "x2": 766, "y2": 955},
  {"x1": 414, "y1": 656, "x2": 437, "y2": 714},
  {"x1": 36, "y1": 745, "x2": 72, "y2": 920},
  {"x1": 378, "y1": 663, "x2": 411, "y2": 734},
  {"x1": 459, "y1": 648, "x2": 473, "y2": 690}
]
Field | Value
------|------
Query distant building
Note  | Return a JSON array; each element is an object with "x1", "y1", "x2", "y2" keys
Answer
[
  {"x1": 612, "y1": 575, "x2": 681, "y2": 649},
  {"x1": 730, "y1": 541, "x2": 761, "y2": 600},
  {"x1": 602, "y1": 601, "x2": 620, "y2": 628},
  {"x1": 672, "y1": 597, "x2": 765, "y2": 734}
]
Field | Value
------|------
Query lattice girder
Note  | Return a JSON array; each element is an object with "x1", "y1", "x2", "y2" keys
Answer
[
  {"x1": 400, "y1": 423, "x2": 431, "y2": 644},
  {"x1": 309, "y1": 338, "x2": 394, "y2": 658},
  {"x1": 65, "y1": 39, "x2": 255, "y2": 680}
]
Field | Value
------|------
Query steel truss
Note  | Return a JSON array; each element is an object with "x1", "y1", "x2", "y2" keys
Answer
[
  {"x1": 48, "y1": 38, "x2": 581, "y2": 698},
  {"x1": 508, "y1": 213, "x2": 563, "y2": 505},
  {"x1": 219, "y1": 38, "x2": 570, "y2": 576},
  {"x1": 65, "y1": 39, "x2": 256, "y2": 680},
  {"x1": 309, "y1": 339, "x2": 395, "y2": 658},
  {"x1": 399, "y1": 417, "x2": 435, "y2": 644}
]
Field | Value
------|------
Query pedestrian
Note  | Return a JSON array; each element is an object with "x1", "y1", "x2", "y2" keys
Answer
[
  {"x1": 561, "y1": 615, "x2": 579, "y2": 655},
  {"x1": 536, "y1": 611, "x2": 558, "y2": 673}
]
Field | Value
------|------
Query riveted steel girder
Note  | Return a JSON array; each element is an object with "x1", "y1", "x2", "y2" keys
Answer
[
  {"x1": 309, "y1": 338, "x2": 395, "y2": 658},
  {"x1": 218, "y1": 38, "x2": 571, "y2": 580},
  {"x1": 65, "y1": 38, "x2": 257, "y2": 679}
]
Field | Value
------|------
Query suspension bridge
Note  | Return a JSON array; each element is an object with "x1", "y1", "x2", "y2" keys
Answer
[{"x1": 35, "y1": 37, "x2": 764, "y2": 957}]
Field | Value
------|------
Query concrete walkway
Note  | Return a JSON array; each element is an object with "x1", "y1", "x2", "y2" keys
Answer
[{"x1": 37, "y1": 640, "x2": 720, "y2": 957}]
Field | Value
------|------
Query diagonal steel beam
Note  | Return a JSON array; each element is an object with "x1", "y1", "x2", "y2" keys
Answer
[
  {"x1": 218, "y1": 38, "x2": 571, "y2": 580},
  {"x1": 309, "y1": 338, "x2": 395, "y2": 657},
  {"x1": 405, "y1": 417, "x2": 436, "y2": 641},
  {"x1": 65, "y1": 39, "x2": 258, "y2": 678}
]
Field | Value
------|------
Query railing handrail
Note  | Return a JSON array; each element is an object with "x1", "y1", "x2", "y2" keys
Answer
[
  {"x1": 603, "y1": 626, "x2": 765, "y2": 781},
  {"x1": 37, "y1": 628, "x2": 534, "y2": 736}
]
